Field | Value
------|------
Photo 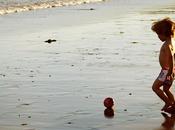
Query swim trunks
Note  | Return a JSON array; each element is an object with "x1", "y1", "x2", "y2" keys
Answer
[
  {"x1": 157, "y1": 69, "x2": 168, "y2": 82},
  {"x1": 157, "y1": 68, "x2": 175, "y2": 86}
]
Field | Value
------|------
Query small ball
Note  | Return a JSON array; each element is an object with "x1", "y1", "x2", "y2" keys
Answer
[{"x1": 103, "y1": 97, "x2": 114, "y2": 108}]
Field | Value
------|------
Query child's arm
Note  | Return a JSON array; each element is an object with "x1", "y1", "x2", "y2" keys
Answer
[{"x1": 167, "y1": 44, "x2": 174, "y2": 78}]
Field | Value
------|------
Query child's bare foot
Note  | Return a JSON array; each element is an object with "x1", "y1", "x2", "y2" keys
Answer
[{"x1": 161, "y1": 104, "x2": 172, "y2": 111}]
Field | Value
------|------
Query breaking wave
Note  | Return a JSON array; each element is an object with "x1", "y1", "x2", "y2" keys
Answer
[{"x1": 0, "y1": 0, "x2": 105, "y2": 15}]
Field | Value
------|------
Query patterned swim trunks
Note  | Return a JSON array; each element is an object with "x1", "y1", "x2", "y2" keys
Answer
[{"x1": 157, "y1": 69, "x2": 168, "y2": 82}]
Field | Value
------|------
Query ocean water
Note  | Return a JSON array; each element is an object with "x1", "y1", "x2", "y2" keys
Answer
[
  {"x1": 0, "y1": 0, "x2": 174, "y2": 6},
  {"x1": 0, "y1": 0, "x2": 175, "y2": 15},
  {"x1": 0, "y1": 0, "x2": 104, "y2": 15}
]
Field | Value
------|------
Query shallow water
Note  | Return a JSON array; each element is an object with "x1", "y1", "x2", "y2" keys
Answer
[
  {"x1": 0, "y1": 0, "x2": 175, "y2": 15},
  {"x1": 0, "y1": 0, "x2": 105, "y2": 15}
]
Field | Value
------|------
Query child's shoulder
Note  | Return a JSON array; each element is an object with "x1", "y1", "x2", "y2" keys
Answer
[
  {"x1": 164, "y1": 40, "x2": 175, "y2": 51},
  {"x1": 161, "y1": 42, "x2": 169, "y2": 50},
  {"x1": 164, "y1": 40, "x2": 172, "y2": 47},
  {"x1": 162, "y1": 42, "x2": 168, "y2": 47}
]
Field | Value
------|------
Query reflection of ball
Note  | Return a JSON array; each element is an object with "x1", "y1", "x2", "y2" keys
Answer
[
  {"x1": 104, "y1": 97, "x2": 114, "y2": 108},
  {"x1": 104, "y1": 108, "x2": 114, "y2": 118}
]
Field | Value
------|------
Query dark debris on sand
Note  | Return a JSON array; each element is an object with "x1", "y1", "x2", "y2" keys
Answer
[{"x1": 45, "y1": 39, "x2": 57, "y2": 43}]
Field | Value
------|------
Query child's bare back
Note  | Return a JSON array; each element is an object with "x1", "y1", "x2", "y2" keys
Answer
[{"x1": 159, "y1": 40, "x2": 174, "y2": 70}]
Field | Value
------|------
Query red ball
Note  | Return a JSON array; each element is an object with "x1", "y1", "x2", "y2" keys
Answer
[{"x1": 103, "y1": 97, "x2": 114, "y2": 108}]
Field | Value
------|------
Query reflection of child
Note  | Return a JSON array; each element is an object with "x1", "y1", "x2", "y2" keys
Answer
[
  {"x1": 161, "y1": 112, "x2": 175, "y2": 129},
  {"x1": 151, "y1": 18, "x2": 175, "y2": 112}
]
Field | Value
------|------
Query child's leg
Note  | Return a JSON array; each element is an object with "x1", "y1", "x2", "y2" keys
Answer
[
  {"x1": 163, "y1": 85, "x2": 175, "y2": 105},
  {"x1": 152, "y1": 79, "x2": 172, "y2": 110}
]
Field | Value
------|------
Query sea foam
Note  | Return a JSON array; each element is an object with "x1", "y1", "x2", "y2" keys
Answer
[{"x1": 0, "y1": 0, "x2": 105, "y2": 15}]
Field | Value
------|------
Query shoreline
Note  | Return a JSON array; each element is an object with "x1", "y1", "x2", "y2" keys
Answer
[{"x1": 0, "y1": 0, "x2": 106, "y2": 16}]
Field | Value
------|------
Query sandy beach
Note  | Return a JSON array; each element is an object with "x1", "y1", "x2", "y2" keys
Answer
[{"x1": 1, "y1": 0, "x2": 175, "y2": 130}]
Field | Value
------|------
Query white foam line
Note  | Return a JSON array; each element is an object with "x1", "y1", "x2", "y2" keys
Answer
[{"x1": 0, "y1": 0, "x2": 106, "y2": 15}]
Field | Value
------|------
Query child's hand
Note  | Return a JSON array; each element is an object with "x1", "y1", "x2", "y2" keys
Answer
[
  {"x1": 167, "y1": 71, "x2": 174, "y2": 80},
  {"x1": 164, "y1": 75, "x2": 173, "y2": 86},
  {"x1": 166, "y1": 75, "x2": 172, "y2": 80}
]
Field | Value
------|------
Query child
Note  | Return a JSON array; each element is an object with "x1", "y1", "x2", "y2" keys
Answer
[{"x1": 151, "y1": 17, "x2": 175, "y2": 112}]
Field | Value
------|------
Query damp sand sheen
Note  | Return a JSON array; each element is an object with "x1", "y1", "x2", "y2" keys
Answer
[{"x1": 0, "y1": 0, "x2": 175, "y2": 130}]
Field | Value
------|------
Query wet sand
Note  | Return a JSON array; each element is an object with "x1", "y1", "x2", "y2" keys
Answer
[{"x1": 1, "y1": 0, "x2": 175, "y2": 130}]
